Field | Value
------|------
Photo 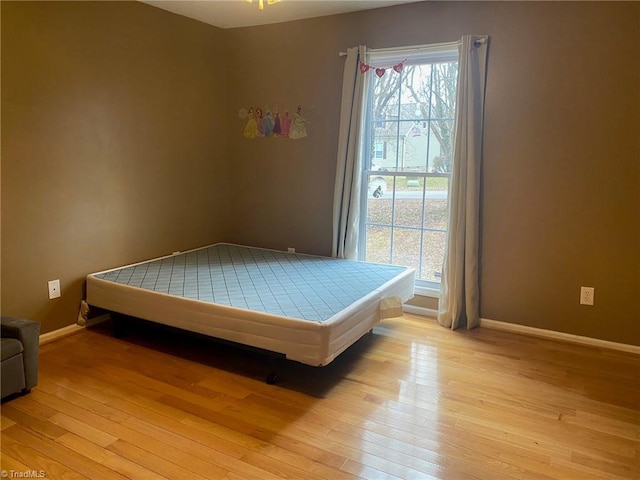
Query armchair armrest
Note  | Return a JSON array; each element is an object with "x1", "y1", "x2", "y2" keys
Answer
[{"x1": 1, "y1": 316, "x2": 40, "y2": 389}]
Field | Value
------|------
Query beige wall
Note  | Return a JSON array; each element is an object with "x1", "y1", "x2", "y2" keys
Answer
[
  {"x1": 226, "y1": 1, "x2": 639, "y2": 345},
  {"x1": 2, "y1": 1, "x2": 638, "y2": 346},
  {"x1": 1, "y1": 1, "x2": 230, "y2": 332}
]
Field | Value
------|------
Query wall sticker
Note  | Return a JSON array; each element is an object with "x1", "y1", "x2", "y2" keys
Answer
[{"x1": 239, "y1": 104, "x2": 308, "y2": 140}]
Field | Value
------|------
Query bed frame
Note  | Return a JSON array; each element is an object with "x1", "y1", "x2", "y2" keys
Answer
[{"x1": 86, "y1": 243, "x2": 415, "y2": 372}]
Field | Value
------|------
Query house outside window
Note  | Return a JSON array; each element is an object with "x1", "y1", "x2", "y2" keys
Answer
[
  {"x1": 373, "y1": 141, "x2": 386, "y2": 160},
  {"x1": 360, "y1": 44, "x2": 459, "y2": 293}
]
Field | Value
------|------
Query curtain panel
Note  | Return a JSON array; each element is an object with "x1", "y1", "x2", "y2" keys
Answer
[
  {"x1": 332, "y1": 46, "x2": 367, "y2": 259},
  {"x1": 437, "y1": 35, "x2": 489, "y2": 330}
]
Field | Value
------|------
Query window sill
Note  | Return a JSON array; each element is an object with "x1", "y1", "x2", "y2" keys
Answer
[{"x1": 414, "y1": 285, "x2": 440, "y2": 299}]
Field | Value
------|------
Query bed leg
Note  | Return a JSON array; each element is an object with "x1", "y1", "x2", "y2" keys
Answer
[
  {"x1": 266, "y1": 371, "x2": 278, "y2": 385},
  {"x1": 112, "y1": 315, "x2": 126, "y2": 339},
  {"x1": 265, "y1": 356, "x2": 279, "y2": 385}
]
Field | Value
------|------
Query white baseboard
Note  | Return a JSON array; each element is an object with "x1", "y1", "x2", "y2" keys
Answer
[
  {"x1": 39, "y1": 314, "x2": 110, "y2": 345},
  {"x1": 480, "y1": 318, "x2": 640, "y2": 355},
  {"x1": 38, "y1": 310, "x2": 638, "y2": 355},
  {"x1": 39, "y1": 324, "x2": 85, "y2": 345},
  {"x1": 402, "y1": 304, "x2": 438, "y2": 318},
  {"x1": 400, "y1": 309, "x2": 639, "y2": 354}
]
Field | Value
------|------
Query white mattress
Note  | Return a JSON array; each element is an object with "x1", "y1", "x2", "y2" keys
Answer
[{"x1": 86, "y1": 243, "x2": 415, "y2": 366}]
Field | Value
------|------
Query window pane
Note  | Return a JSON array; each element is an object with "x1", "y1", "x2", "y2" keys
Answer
[
  {"x1": 372, "y1": 72, "x2": 400, "y2": 123},
  {"x1": 371, "y1": 122, "x2": 398, "y2": 171},
  {"x1": 366, "y1": 175, "x2": 393, "y2": 224},
  {"x1": 391, "y1": 228, "x2": 422, "y2": 274},
  {"x1": 423, "y1": 177, "x2": 449, "y2": 230},
  {"x1": 365, "y1": 225, "x2": 392, "y2": 264},
  {"x1": 421, "y1": 231, "x2": 446, "y2": 282},
  {"x1": 393, "y1": 177, "x2": 424, "y2": 228},
  {"x1": 428, "y1": 62, "x2": 457, "y2": 173},
  {"x1": 430, "y1": 62, "x2": 458, "y2": 120},
  {"x1": 428, "y1": 119, "x2": 454, "y2": 173},
  {"x1": 401, "y1": 64, "x2": 435, "y2": 120},
  {"x1": 398, "y1": 120, "x2": 428, "y2": 172}
]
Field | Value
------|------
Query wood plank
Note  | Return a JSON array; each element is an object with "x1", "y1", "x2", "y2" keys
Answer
[
  {"x1": 49, "y1": 412, "x2": 119, "y2": 447},
  {"x1": 106, "y1": 439, "x2": 211, "y2": 480},
  {"x1": 1, "y1": 403, "x2": 67, "y2": 440},
  {"x1": 2, "y1": 425, "x2": 122, "y2": 480},
  {"x1": 57, "y1": 432, "x2": 118, "y2": 465},
  {"x1": 1, "y1": 314, "x2": 637, "y2": 480},
  {"x1": 1, "y1": 434, "x2": 89, "y2": 480},
  {"x1": 0, "y1": 415, "x2": 17, "y2": 431}
]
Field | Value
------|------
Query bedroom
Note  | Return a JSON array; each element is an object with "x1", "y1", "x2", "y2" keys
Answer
[{"x1": 1, "y1": 0, "x2": 638, "y2": 478}]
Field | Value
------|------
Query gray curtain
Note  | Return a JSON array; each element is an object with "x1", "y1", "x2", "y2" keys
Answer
[
  {"x1": 438, "y1": 35, "x2": 489, "y2": 330},
  {"x1": 332, "y1": 46, "x2": 367, "y2": 259}
]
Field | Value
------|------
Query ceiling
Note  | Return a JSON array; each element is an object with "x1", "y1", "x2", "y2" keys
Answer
[{"x1": 140, "y1": 0, "x2": 424, "y2": 29}]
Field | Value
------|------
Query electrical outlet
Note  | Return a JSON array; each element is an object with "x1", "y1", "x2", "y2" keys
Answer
[
  {"x1": 48, "y1": 279, "x2": 61, "y2": 299},
  {"x1": 580, "y1": 286, "x2": 594, "y2": 306},
  {"x1": 287, "y1": 247, "x2": 295, "y2": 253}
]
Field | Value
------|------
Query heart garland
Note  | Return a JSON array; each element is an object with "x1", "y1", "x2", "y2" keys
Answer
[{"x1": 359, "y1": 60, "x2": 405, "y2": 77}]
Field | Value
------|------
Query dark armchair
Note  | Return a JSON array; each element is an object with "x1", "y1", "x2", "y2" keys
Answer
[{"x1": 1, "y1": 316, "x2": 40, "y2": 400}]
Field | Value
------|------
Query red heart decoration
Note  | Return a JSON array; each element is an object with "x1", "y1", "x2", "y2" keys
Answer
[
  {"x1": 375, "y1": 68, "x2": 386, "y2": 77},
  {"x1": 393, "y1": 62, "x2": 404, "y2": 73},
  {"x1": 359, "y1": 62, "x2": 370, "y2": 73}
]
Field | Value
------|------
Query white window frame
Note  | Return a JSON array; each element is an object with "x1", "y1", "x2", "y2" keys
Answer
[{"x1": 358, "y1": 43, "x2": 459, "y2": 295}]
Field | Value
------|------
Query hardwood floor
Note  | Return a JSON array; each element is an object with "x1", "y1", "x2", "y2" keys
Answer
[{"x1": 1, "y1": 314, "x2": 638, "y2": 479}]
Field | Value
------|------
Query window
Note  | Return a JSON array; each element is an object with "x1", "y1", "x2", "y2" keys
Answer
[
  {"x1": 373, "y1": 141, "x2": 386, "y2": 160},
  {"x1": 359, "y1": 44, "x2": 459, "y2": 293}
]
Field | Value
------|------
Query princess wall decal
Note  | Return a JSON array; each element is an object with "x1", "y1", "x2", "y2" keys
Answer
[
  {"x1": 239, "y1": 103, "x2": 310, "y2": 140},
  {"x1": 288, "y1": 105, "x2": 308, "y2": 140},
  {"x1": 242, "y1": 107, "x2": 259, "y2": 139}
]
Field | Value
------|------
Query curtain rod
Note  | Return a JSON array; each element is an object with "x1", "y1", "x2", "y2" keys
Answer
[{"x1": 338, "y1": 37, "x2": 486, "y2": 56}]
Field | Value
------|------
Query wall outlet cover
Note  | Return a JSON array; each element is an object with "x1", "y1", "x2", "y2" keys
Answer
[
  {"x1": 48, "y1": 279, "x2": 61, "y2": 299},
  {"x1": 580, "y1": 286, "x2": 594, "y2": 306}
]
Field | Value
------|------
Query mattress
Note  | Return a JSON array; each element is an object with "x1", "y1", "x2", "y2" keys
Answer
[{"x1": 86, "y1": 243, "x2": 415, "y2": 366}]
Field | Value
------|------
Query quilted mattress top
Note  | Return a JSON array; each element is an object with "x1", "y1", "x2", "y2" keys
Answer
[{"x1": 93, "y1": 243, "x2": 410, "y2": 322}]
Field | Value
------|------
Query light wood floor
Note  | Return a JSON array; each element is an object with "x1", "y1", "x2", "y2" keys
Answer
[{"x1": 1, "y1": 314, "x2": 638, "y2": 479}]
